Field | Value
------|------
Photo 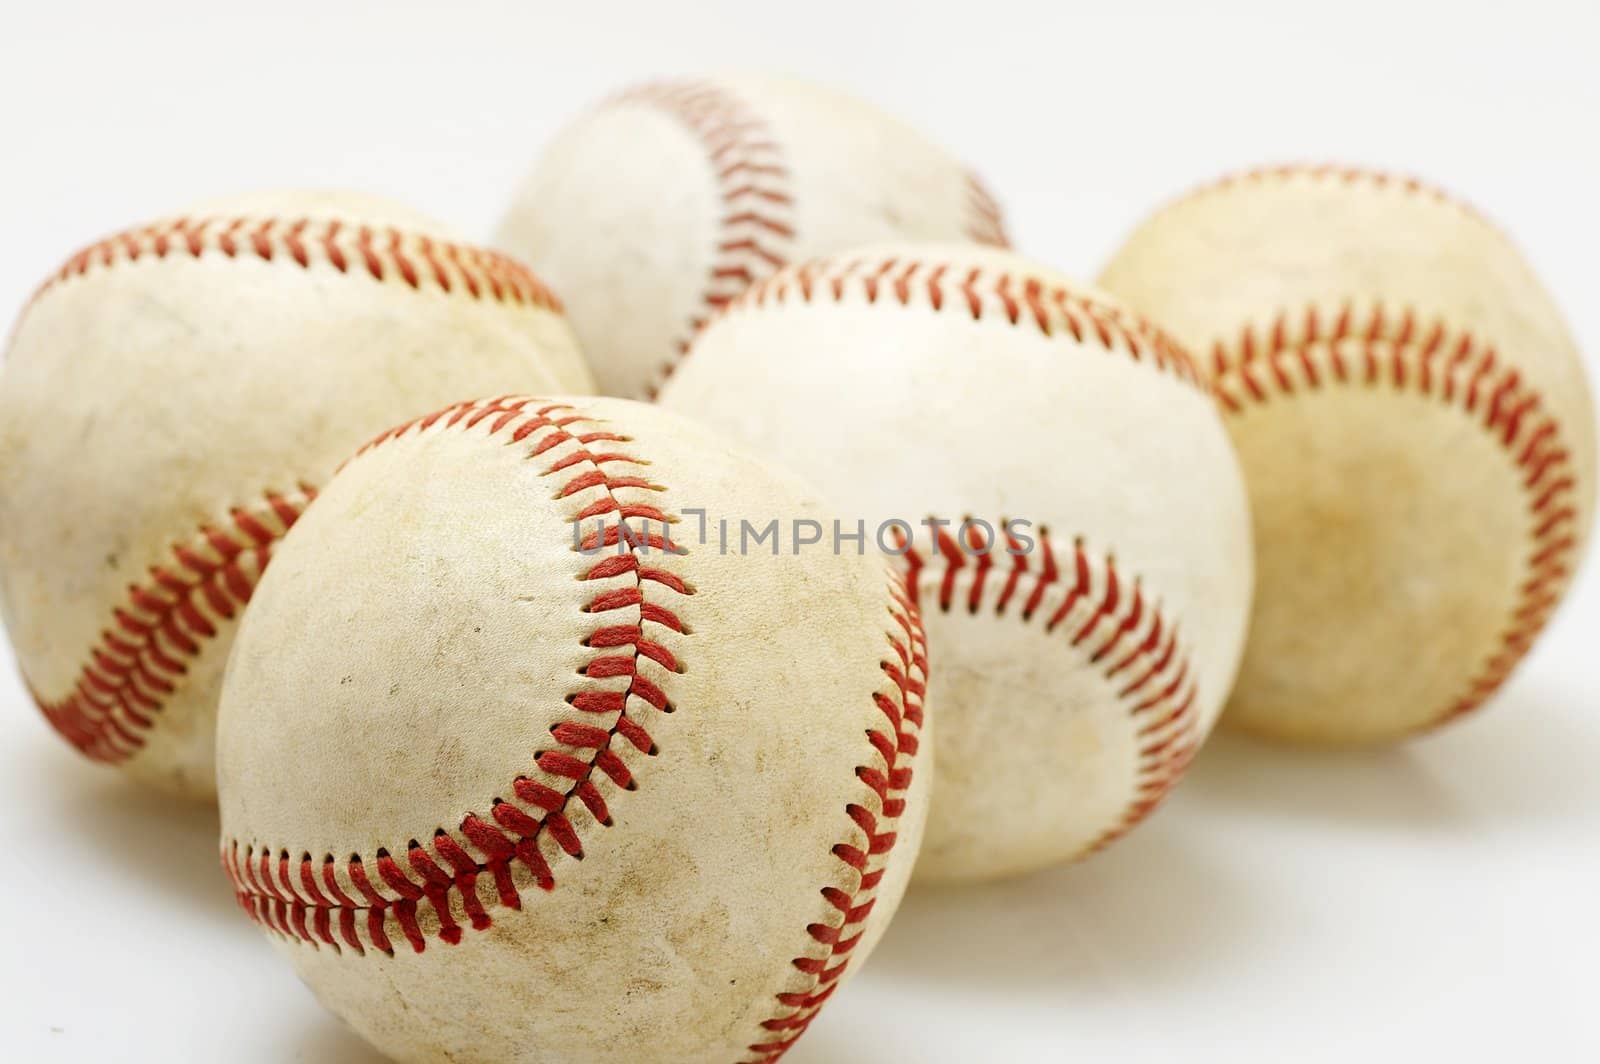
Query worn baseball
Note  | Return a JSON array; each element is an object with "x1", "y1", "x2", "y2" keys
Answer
[
  {"x1": 659, "y1": 244, "x2": 1253, "y2": 882},
  {"x1": 495, "y1": 74, "x2": 1010, "y2": 400},
  {"x1": 217, "y1": 395, "x2": 929, "y2": 1063},
  {"x1": 1099, "y1": 165, "x2": 1597, "y2": 744},
  {"x1": 0, "y1": 190, "x2": 592, "y2": 799}
]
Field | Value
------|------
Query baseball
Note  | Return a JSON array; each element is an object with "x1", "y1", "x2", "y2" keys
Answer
[
  {"x1": 0, "y1": 190, "x2": 592, "y2": 799},
  {"x1": 659, "y1": 244, "x2": 1253, "y2": 882},
  {"x1": 494, "y1": 74, "x2": 1009, "y2": 400},
  {"x1": 216, "y1": 395, "x2": 930, "y2": 1064},
  {"x1": 1098, "y1": 166, "x2": 1597, "y2": 744}
]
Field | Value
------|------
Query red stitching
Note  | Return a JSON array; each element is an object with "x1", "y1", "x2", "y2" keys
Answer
[
  {"x1": 222, "y1": 395, "x2": 923, "y2": 1064},
  {"x1": 224, "y1": 398, "x2": 685, "y2": 956},
  {"x1": 1214, "y1": 304, "x2": 1582, "y2": 728},
  {"x1": 743, "y1": 577, "x2": 927, "y2": 1063},
  {"x1": 964, "y1": 171, "x2": 1010, "y2": 247},
  {"x1": 30, "y1": 216, "x2": 563, "y2": 312},
  {"x1": 610, "y1": 80, "x2": 1009, "y2": 398},
  {"x1": 900, "y1": 521, "x2": 1201, "y2": 855},
  {"x1": 29, "y1": 486, "x2": 317, "y2": 764},
  {"x1": 732, "y1": 255, "x2": 1206, "y2": 389},
  {"x1": 22, "y1": 216, "x2": 563, "y2": 762},
  {"x1": 1179, "y1": 162, "x2": 1488, "y2": 225},
  {"x1": 607, "y1": 81, "x2": 799, "y2": 397}
]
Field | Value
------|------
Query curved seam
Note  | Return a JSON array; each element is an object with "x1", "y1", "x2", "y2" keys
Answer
[
  {"x1": 727, "y1": 254, "x2": 1207, "y2": 391},
  {"x1": 25, "y1": 216, "x2": 564, "y2": 312},
  {"x1": 216, "y1": 399, "x2": 927, "y2": 1061},
  {"x1": 901, "y1": 521, "x2": 1201, "y2": 857},
  {"x1": 221, "y1": 396, "x2": 689, "y2": 956},
  {"x1": 963, "y1": 171, "x2": 1011, "y2": 247},
  {"x1": 1212, "y1": 302, "x2": 1582, "y2": 728},
  {"x1": 28, "y1": 485, "x2": 318, "y2": 763},
  {"x1": 741, "y1": 573, "x2": 927, "y2": 1061},
  {"x1": 18, "y1": 217, "x2": 572, "y2": 758},
  {"x1": 1153, "y1": 162, "x2": 1489, "y2": 228},
  {"x1": 221, "y1": 395, "x2": 925, "y2": 1064},
  {"x1": 611, "y1": 81, "x2": 1010, "y2": 399},
  {"x1": 605, "y1": 80, "x2": 799, "y2": 399}
]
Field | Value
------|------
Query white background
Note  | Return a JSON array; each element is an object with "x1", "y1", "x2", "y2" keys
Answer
[{"x1": 2, "y1": 2, "x2": 1597, "y2": 1061}]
